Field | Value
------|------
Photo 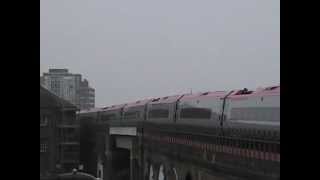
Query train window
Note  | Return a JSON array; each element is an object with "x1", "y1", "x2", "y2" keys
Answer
[
  {"x1": 149, "y1": 109, "x2": 169, "y2": 119},
  {"x1": 180, "y1": 108, "x2": 211, "y2": 119},
  {"x1": 230, "y1": 107, "x2": 280, "y2": 122},
  {"x1": 124, "y1": 111, "x2": 140, "y2": 120}
]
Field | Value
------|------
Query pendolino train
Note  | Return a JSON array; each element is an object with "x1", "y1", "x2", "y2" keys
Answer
[
  {"x1": 78, "y1": 85, "x2": 280, "y2": 179},
  {"x1": 80, "y1": 85, "x2": 279, "y2": 132}
]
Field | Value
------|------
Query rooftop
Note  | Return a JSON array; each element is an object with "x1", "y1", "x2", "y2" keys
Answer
[{"x1": 40, "y1": 85, "x2": 79, "y2": 110}]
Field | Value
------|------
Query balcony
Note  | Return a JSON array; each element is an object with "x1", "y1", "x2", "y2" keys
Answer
[
  {"x1": 59, "y1": 141, "x2": 79, "y2": 145},
  {"x1": 57, "y1": 124, "x2": 79, "y2": 128}
]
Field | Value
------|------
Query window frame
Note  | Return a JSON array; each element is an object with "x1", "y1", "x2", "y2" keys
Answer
[{"x1": 179, "y1": 107, "x2": 212, "y2": 119}]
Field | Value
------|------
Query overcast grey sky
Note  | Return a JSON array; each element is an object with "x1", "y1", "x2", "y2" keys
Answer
[{"x1": 40, "y1": 0, "x2": 280, "y2": 107}]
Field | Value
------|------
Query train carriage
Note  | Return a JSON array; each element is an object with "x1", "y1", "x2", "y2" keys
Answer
[
  {"x1": 76, "y1": 84, "x2": 280, "y2": 180},
  {"x1": 122, "y1": 98, "x2": 153, "y2": 127},
  {"x1": 100, "y1": 104, "x2": 127, "y2": 126},
  {"x1": 175, "y1": 91, "x2": 230, "y2": 134},
  {"x1": 223, "y1": 86, "x2": 280, "y2": 131},
  {"x1": 146, "y1": 95, "x2": 183, "y2": 123},
  {"x1": 220, "y1": 86, "x2": 280, "y2": 178}
]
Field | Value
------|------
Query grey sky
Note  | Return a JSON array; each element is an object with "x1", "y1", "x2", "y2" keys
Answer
[{"x1": 40, "y1": 0, "x2": 280, "y2": 107}]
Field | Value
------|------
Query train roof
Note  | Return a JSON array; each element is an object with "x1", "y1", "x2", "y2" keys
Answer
[
  {"x1": 180, "y1": 91, "x2": 230, "y2": 101},
  {"x1": 76, "y1": 85, "x2": 279, "y2": 113},
  {"x1": 256, "y1": 85, "x2": 280, "y2": 94},
  {"x1": 40, "y1": 85, "x2": 79, "y2": 110},
  {"x1": 123, "y1": 98, "x2": 154, "y2": 109},
  {"x1": 149, "y1": 94, "x2": 184, "y2": 104},
  {"x1": 228, "y1": 85, "x2": 280, "y2": 98},
  {"x1": 101, "y1": 103, "x2": 127, "y2": 111}
]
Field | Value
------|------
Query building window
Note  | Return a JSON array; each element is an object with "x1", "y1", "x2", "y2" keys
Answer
[
  {"x1": 40, "y1": 142, "x2": 48, "y2": 153},
  {"x1": 40, "y1": 115, "x2": 48, "y2": 126}
]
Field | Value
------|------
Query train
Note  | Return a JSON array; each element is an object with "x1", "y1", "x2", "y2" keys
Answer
[
  {"x1": 80, "y1": 85, "x2": 279, "y2": 133},
  {"x1": 78, "y1": 85, "x2": 280, "y2": 179}
]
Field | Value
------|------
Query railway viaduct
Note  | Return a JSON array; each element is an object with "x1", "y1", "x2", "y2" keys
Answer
[
  {"x1": 79, "y1": 87, "x2": 280, "y2": 180},
  {"x1": 92, "y1": 125, "x2": 279, "y2": 180}
]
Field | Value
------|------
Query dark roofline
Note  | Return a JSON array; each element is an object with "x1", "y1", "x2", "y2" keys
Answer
[{"x1": 40, "y1": 85, "x2": 79, "y2": 110}]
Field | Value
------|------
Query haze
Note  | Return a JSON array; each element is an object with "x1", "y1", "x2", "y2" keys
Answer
[{"x1": 40, "y1": 0, "x2": 280, "y2": 107}]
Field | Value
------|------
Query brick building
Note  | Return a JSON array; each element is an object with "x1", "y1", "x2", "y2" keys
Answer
[
  {"x1": 78, "y1": 109, "x2": 100, "y2": 176},
  {"x1": 77, "y1": 108, "x2": 112, "y2": 179},
  {"x1": 40, "y1": 85, "x2": 80, "y2": 177}
]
